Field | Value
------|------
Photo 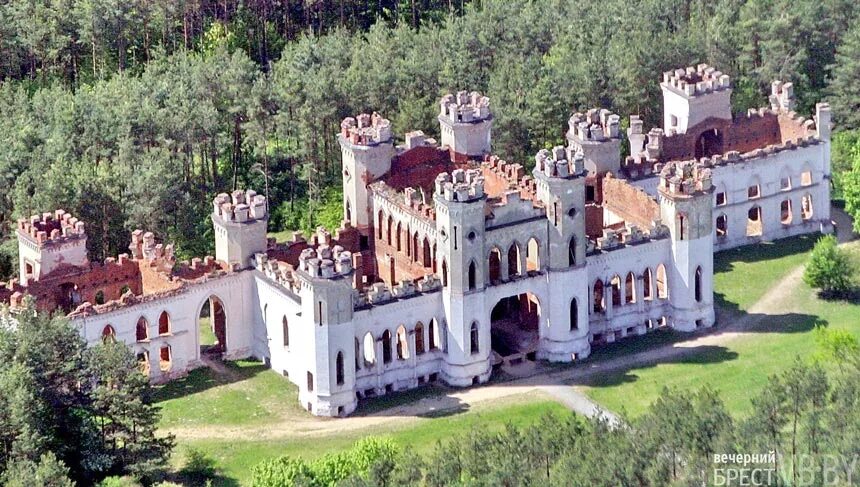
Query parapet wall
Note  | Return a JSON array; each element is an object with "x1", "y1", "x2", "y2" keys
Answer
[
  {"x1": 340, "y1": 112, "x2": 392, "y2": 146},
  {"x1": 17, "y1": 209, "x2": 85, "y2": 246},
  {"x1": 661, "y1": 64, "x2": 731, "y2": 97},
  {"x1": 439, "y1": 91, "x2": 491, "y2": 123},
  {"x1": 213, "y1": 190, "x2": 267, "y2": 223},
  {"x1": 434, "y1": 168, "x2": 485, "y2": 203},
  {"x1": 568, "y1": 109, "x2": 621, "y2": 143}
]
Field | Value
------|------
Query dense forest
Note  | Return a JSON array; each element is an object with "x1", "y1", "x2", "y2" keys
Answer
[
  {"x1": 1, "y1": 0, "x2": 860, "y2": 280},
  {"x1": 251, "y1": 329, "x2": 860, "y2": 486}
]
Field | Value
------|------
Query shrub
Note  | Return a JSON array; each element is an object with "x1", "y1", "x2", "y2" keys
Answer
[{"x1": 803, "y1": 235, "x2": 855, "y2": 296}]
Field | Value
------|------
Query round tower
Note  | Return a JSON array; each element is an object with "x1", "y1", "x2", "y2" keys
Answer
[
  {"x1": 438, "y1": 91, "x2": 492, "y2": 161},
  {"x1": 338, "y1": 112, "x2": 395, "y2": 231},
  {"x1": 658, "y1": 160, "x2": 715, "y2": 331},
  {"x1": 531, "y1": 147, "x2": 591, "y2": 362},
  {"x1": 565, "y1": 108, "x2": 622, "y2": 175},
  {"x1": 212, "y1": 189, "x2": 268, "y2": 269},
  {"x1": 433, "y1": 168, "x2": 492, "y2": 386}
]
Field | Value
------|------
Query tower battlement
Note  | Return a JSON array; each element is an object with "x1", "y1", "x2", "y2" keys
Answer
[
  {"x1": 567, "y1": 109, "x2": 621, "y2": 143},
  {"x1": 17, "y1": 210, "x2": 85, "y2": 246},
  {"x1": 438, "y1": 91, "x2": 491, "y2": 123},
  {"x1": 128, "y1": 230, "x2": 175, "y2": 264},
  {"x1": 297, "y1": 245, "x2": 354, "y2": 279},
  {"x1": 434, "y1": 168, "x2": 485, "y2": 202},
  {"x1": 212, "y1": 190, "x2": 267, "y2": 223},
  {"x1": 340, "y1": 112, "x2": 392, "y2": 146},
  {"x1": 659, "y1": 160, "x2": 713, "y2": 197},
  {"x1": 770, "y1": 81, "x2": 796, "y2": 112},
  {"x1": 534, "y1": 146, "x2": 585, "y2": 179},
  {"x1": 661, "y1": 64, "x2": 731, "y2": 97}
]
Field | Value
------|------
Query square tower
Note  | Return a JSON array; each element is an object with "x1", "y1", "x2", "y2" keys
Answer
[
  {"x1": 212, "y1": 190, "x2": 268, "y2": 269},
  {"x1": 660, "y1": 64, "x2": 732, "y2": 134},
  {"x1": 438, "y1": 91, "x2": 492, "y2": 160},
  {"x1": 17, "y1": 210, "x2": 88, "y2": 283}
]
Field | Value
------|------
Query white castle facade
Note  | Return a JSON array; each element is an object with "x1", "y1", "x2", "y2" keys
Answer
[{"x1": 2, "y1": 64, "x2": 832, "y2": 416}]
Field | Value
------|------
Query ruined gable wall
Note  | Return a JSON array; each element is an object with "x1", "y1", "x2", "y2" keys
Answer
[{"x1": 602, "y1": 176, "x2": 661, "y2": 230}]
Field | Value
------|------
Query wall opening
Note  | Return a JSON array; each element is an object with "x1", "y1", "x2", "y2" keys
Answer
[
  {"x1": 780, "y1": 200, "x2": 793, "y2": 225},
  {"x1": 747, "y1": 184, "x2": 760, "y2": 199},
  {"x1": 363, "y1": 332, "x2": 376, "y2": 366},
  {"x1": 801, "y1": 194, "x2": 813, "y2": 220},
  {"x1": 716, "y1": 191, "x2": 727, "y2": 206},
  {"x1": 422, "y1": 237, "x2": 431, "y2": 267},
  {"x1": 488, "y1": 248, "x2": 502, "y2": 283},
  {"x1": 396, "y1": 325, "x2": 409, "y2": 360},
  {"x1": 429, "y1": 318, "x2": 440, "y2": 351},
  {"x1": 694, "y1": 128, "x2": 723, "y2": 158},
  {"x1": 199, "y1": 296, "x2": 227, "y2": 356},
  {"x1": 137, "y1": 351, "x2": 150, "y2": 376},
  {"x1": 283, "y1": 316, "x2": 289, "y2": 348},
  {"x1": 656, "y1": 264, "x2": 668, "y2": 299},
  {"x1": 468, "y1": 261, "x2": 477, "y2": 290},
  {"x1": 643, "y1": 268, "x2": 653, "y2": 301},
  {"x1": 441, "y1": 260, "x2": 448, "y2": 286},
  {"x1": 507, "y1": 243, "x2": 521, "y2": 278},
  {"x1": 625, "y1": 272, "x2": 636, "y2": 304},
  {"x1": 354, "y1": 338, "x2": 361, "y2": 370},
  {"x1": 526, "y1": 238, "x2": 540, "y2": 272},
  {"x1": 610, "y1": 275, "x2": 622, "y2": 307},
  {"x1": 695, "y1": 266, "x2": 703, "y2": 303},
  {"x1": 336, "y1": 351, "x2": 345, "y2": 386},
  {"x1": 158, "y1": 311, "x2": 170, "y2": 335},
  {"x1": 101, "y1": 325, "x2": 116, "y2": 343},
  {"x1": 490, "y1": 293, "x2": 540, "y2": 358},
  {"x1": 780, "y1": 177, "x2": 792, "y2": 191},
  {"x1": 381, "y1": 330, "x2": 392, "y2": 364},
  {"x1": 307, "y1": 371, "x2": 314, "y2": 392},
  {"x1": 159, "y1": 345, "x2": 172, "y2": 373},
  {"x1": 593, "y1": 280, "x2": 605, "y2": 313},
  {"x1": 746, "y1": 206, "x2": 762, "y2": 236},
  {"x1": 415, "y1": 322, "x2": 425, "y2": 355},
  {"x1": 568, "y1": 237, "x2": 577, "y2": 266},
  {"x1": 136, "y1": 317, "x2": 149, "y2": 342},
  {"x1": 395, "y1": 221, "x2": 402, "y2": 251},
  {"x1": 801, "y1": 171, "x2": 812, "y2": 186},
  {"x1": 716, "y1": 214, "x2": 728, "y2": 237},
  {"x1": 95, "y1": 290, "x2": 105, "y2": 305},
  {"x1": 569, "y1": 298, "x2": 578, "y2": 331},
  {"x1": 470, "y1": 322, "x2": 480, "y2": 355}
]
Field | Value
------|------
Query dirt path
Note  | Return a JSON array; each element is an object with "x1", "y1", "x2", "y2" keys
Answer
[{"x1": 168, "y1": 238, "x2": 845, "y2": 442}]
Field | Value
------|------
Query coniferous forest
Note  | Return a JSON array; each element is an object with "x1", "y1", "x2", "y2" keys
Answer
[
  {"x1": 2, "y1": 1, "x2": 860, "y2": 486},
  {"x1": 1, "y1": 0, "x2": 860, "y2": 278}
]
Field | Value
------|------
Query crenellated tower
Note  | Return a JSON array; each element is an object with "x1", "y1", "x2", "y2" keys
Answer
[
  {"x1": 433, "y1": 168, "x2": 492, "y2": 386},
  {"x1": 660, "y1": 64, "x2": 732, "y2": 134},
  {"x1": 17, "y1": 210, "x2": 88, "y2": 283},
  {"x1": 658, "y1": 160, "x2": 715, "y2": 330},
  {"x1": 565, "y1": 108, "x2": 622, "y2": 175},
  {"x1": 212, "y1": 190, "x2": 268, "y2": 269},
  {"x1": 438, "y1": 91, "x2": 492, "y2": 161},
  {"x1": 338, "y1": 113, "x2": 395, "y2": 231}
]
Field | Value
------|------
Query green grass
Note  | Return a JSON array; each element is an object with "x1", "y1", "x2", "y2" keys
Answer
[
  {"x1": 176, "y1": 396, "x2": 567, "y2": 486},
  {"x1": 155, "y1": 360, "x2": 305, "y2": 429},
  {"x1": 198, "y1": 316, "x2": 216, "y2": 346},
  {"x1": 266, "y1": 229, "x2": 295, "y2": 243},
  {"x1": 581, "y1": 236, "x2": 860, "y2": 418}
]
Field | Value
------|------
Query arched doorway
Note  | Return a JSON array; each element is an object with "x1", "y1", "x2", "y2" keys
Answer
[
  {"x1": 490, "y1": 292, "x2": 540, "y2": 359},
  {"x1": 695, "y1": 128, "x2": 723, "y2": 158},
  {"x1": 199, "y1": 296, "x2": 227, "y2": 356}
]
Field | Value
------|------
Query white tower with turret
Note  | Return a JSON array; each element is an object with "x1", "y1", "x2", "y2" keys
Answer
[
  {"x1": 438, "y1": 91, "x2": 492, "y2": 161},
  {"x1": 658, "y1": 160, "x2": 715, "y2": 331},
  {"x1": 660, "y1": 64, "x2": 732, "y2": 134},
  {"x1": 434, "y1": 169, "x2": 492, "y2": 386},
  {"x1": 212, "y1": 190, "x2": 268, "y2": 269},
  {"x1": 338, "y1": 113, "x2": 395, "y2": 231},
  {"x1": 16, "y1": 210, "x2": 88, "y2": 283},
  {"x1": 565, "y1": 108, "x2": 622, "y2": 175},
  {"x1": 532, "y1": 147, "x2": 592, "y2": 361}
]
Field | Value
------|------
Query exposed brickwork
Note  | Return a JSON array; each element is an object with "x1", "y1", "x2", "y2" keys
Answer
[{"x1": 602, "y1": 175, "x2": 661, "y2": 229}]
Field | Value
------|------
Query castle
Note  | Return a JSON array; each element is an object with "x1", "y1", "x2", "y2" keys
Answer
[{"x1": 0, "y1": 64, "x2": 832, "y2": 416}]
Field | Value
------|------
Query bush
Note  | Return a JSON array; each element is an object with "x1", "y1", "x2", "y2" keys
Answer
[
  {"x1": 803, "y1": 235, "x2": 855, "y2": 296},
  {"x1": 251, "y1": 456, "x2": 315, "y2": 487},
  {"x1": 179, "y1": 447, "x2": 216, "y2": 481},
  {"x1": 96, "y1": 477, "x2": 142, "y2": 487}
]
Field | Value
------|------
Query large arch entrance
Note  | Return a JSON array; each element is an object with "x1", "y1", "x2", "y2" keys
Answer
[
  {"x1": 198, "y1": 296, "x2": 227, "y2": 356},
  {"x1": 490, "y1": 292, "x2": 540, "y2": 361}
]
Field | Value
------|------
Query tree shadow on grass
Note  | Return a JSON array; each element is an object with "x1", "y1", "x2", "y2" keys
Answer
[{"x1": 151, "y1": 360, "x2": 270, "y2": 403}]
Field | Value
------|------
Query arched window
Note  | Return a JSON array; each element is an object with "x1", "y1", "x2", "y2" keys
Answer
[
  {"x1": 746, "y1": 206, "x2": 762, "y2": 236},
  {"x1": 158, "y1": 311, "x2": 170, "y2": 335},
  {"x1": 283, "y1": 316, "x2": 289, "y2": 348},
  {"x1": 568, "y1": 237, "x2": 576, "y2": 266},
  {"x1": 95, "y1": 290, "x2": 105, "y2": 305},
  {"x1": 610, "y1": 275, "x2": 622, "y2": 307},
  {"x1": 656, "y1": 264, "x2": 668, "y2": 299},
  {"x1": 781, "y1": 200, "x2": 793, "y2": 225},
  {"x1": 377, "y1": 210, "x2": 384, "y2": 239},
  {"x1": 412, "y1": 232, "x2": 419, "y2": 263},
  {"x1": 643, "y1": 268, "x2": 653, "y2": 301},
  {"x1": 508, "y1": 243, "x2": 521, "y2": 277},
  {"x1": 101, "y1": 325, "x2": 116, "y2": 343},
  {"x1": 422, "y1": 237, "x2": 431, "y2": 267},
  {"x1": 159, "y1": 345, "x2": 172, "y2": 372},
  {"x1": 442, "y1": 260, "x2": 448, "y2": 287},
  {"x1": 345, "y1": 199, "x2": 352, "y2": 222},
  {"x1": 363, "y1": 332, "x2": 376, "y2": 366},
  {"x1": 136, "y1": 317, "x2": 148, "y2": 342},
  {"x1": 470, "y1": 322, "x2": 479, "y2": 355},
  {"x1": 625, "y1": 272, "x2": 636, "y2": 304},
  {"x1": 695, "y1": 266, "x2": 703, "y2": 303},
  {"x1": 569, "y1": 299, "x2": 578, "y2": 331},
  {"x1": 355, "y1": 338, "x2": 361, "y2": 370},
  {"x1": 527, "y1": 238, "x2": 540, "y2": 271},
  {"x1": 396, "y1": 221, "x2": 402, "y2": 251},
  {"x1": 593, "y1": 281, "x2": 605, "y2": 313},
  {"x1": 429, "y1": 319, "x2": 439, "y2": 350},
  {"x1": 677, "y1": 213, "x2": 687, "y2": 240},
  {"x1": 468, "y1": 261, "x2": 477, "y2": 290},
  {"x1": 396, "y1": 325, "x2": 409, "y2": 360},
  {"x1": 381, "y1": 330, "x2": 392, "y2": 364},
  {"x1": 488, "y1": 248, "x2": 501, "y2": 283},
  {"x1": 386, "y1": 215, "x2": 393, "y2": 245},
  {"x1": 801, "y1": 194, "x2": 813, "y2": 220},
  {"x1": 716, "y1": 214, "x2": 728, "y2": 237},
  {"x1": 415, "y1": 322, "x2": 425, "y2": 355},
  {"x1": 336, "y1": 351, "x2": 345, "y2": 385}
]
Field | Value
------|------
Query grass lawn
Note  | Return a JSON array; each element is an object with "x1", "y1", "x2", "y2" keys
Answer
[
  {"x1": 167, "y1": 393, "x2": 567, "y2": 486},
  {"x1": 581, "y1": 236, "x2": 860, "y2": 418},
  {"x1": 155, "y1": 360, "x2": 306, "y2": 429}
]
